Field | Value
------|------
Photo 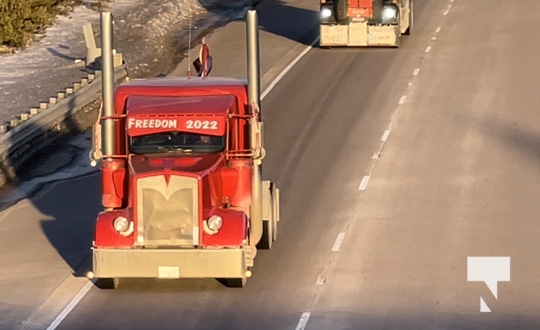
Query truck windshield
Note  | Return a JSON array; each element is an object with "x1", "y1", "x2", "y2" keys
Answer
[{"x1": 129, "y1": 131, "x2": 225, "y2": 154}]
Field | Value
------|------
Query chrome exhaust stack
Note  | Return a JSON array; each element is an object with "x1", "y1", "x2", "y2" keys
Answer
[
  {"x1": 246, "y1": 10, "x2": 264, "y2": 246},
  {"x1": 100, "y1": 12, "x2": 116, "y2": 158}
]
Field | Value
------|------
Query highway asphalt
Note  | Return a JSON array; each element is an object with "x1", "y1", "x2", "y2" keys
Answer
[{"x1": 3, "y1": 0, "x2": 540, "y2": 329}]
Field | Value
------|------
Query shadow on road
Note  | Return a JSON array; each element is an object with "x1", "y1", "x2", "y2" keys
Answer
[
  {"x1": 46, "y1": 46, "x2": 79, "y2": 61},
  {"x1": 201, "y1": 0, "x2": 319, "y2": 46},
  {"x1": 0, "y1": 87, "x2": 102, "y2": 273},
  {"x1": 254, "y1": 0, "x2": 319, "y2": 46},
  {"x1": 451, "y1": 112, "x2": 540, "y2": 169}
]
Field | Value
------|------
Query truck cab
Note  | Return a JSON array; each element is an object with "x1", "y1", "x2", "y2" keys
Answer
[
  {"x1": 90, "y1": 11, "x2": 279, "y2": 289},
  {"x1": 319, "y1": 0, "x2": 413, "y2": 48}
]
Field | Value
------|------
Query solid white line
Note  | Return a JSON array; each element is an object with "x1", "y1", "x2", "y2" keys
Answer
[
  {"x1": 295, "y1": 312, "x2": 311, "y2": 330},
  {"x1": 331, "y1": 232, "x2": 346, "y2": 252},
  {"x1": 398, "y1": 95, "x2": 407, "y2": 105},
  {"x1": 46, "y1": 281, "x2": 94, "y2": 330},
  {"x1": 359, "y1": 175, "x2": 370, "y2": 191},
  {"x1": 412, "y1": 68, "x2": 420, "y2": 76},
  {"x1": 381, "y1": 130, "x2": 390, "y2": 142},
  {"x1": 316, "y1": 274, "x2": 327, "y2": 285},
  {"x1": 425, "y1": 46, "x2": 432, "y2": 53},
  {"x1": 261, "y1": 37, "x2": 320, "y2": 100}
]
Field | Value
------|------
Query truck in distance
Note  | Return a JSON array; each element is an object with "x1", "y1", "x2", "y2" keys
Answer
[{"x1": 319, "y1": 0, "x2": 413, "y2": 48}]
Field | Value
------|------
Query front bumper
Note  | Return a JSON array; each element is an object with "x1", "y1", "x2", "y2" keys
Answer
[
  {"x1": 320, "y1": 22, "x2": 399, "y2": 47},
  {"x1": 93, "y1": 248, "x2": 247, "y2": 279}
]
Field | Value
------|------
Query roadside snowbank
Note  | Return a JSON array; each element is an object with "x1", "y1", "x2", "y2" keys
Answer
[{"x1": 0, "y1": 0, "x2": 248, "y2": 122}]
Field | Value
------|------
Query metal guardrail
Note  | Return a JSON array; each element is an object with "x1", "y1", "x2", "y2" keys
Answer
[{"x1": 0, "y1": 64, "x2": 128, "y2": 187}]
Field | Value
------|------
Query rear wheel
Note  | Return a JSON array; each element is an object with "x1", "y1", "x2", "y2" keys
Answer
[
  {"x1": 257, "y1": 182, "x2": 276, "y2": 250},
  {"x1": 403, "y1": 0, "x2": 413, "y2": 35},
  {"x1": 257, "y1": 220, "x2": 273, "y2": 249}
]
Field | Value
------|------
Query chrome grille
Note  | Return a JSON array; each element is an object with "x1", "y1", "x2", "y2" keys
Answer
[{"x1": 136, "y1": 175, "x2": 199, "y2": 247}]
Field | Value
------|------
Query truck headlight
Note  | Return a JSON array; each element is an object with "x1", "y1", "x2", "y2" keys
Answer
[
  {"x1": 207, "y1": 215, "x2": 223, "y2": 231},
  {"x1": 382, "y1": 5, "x2": 398, "y2": 23},
  {"x1": 113, "y1": 216, "x2": 129, "y2": 232},
  {"x1": 320, "y1": 5, "x2": 335, "y2": 24},
  {"x1": 320, "y1": 7, "x2": 332, "y2": 19}
]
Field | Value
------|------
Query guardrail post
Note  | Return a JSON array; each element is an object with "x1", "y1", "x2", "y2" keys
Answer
[{"x1": 83, "y1": 23, "x2": 101, "y2": 67}]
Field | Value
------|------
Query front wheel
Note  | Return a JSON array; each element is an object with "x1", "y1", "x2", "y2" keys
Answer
[
  {"x1": 95, "y1": 277, "x2": 120, "y2": 290},
  {"x1": 217, "y1": 277, "x2": 247, "y2": 288}
]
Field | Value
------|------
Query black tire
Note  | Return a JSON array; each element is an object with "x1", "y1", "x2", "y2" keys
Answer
[
  {"x1": 217, "y1": 277, "x2": 247, "y2": 288},
  {"x1": 333, "y1": 0, "x2": 349, "y2": 24},
  {"x1": 370, "y1": 0, "x2": 383, "y2": 24},
  {"x1": 403, "y1": 0, "x2": 413, "y2": 35},
  {"x1": 95, "y1": 278, "x2": 119, "y2": 289},
  {"x1": 272, "y1": 188, "x2": 279, "y2": 242},
  {"x1": 256, "y1": 220, "x2": 272, "y2": 249}
]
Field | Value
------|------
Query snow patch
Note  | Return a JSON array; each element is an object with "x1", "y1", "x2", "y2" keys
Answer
[
  {"x1": 0, "y1": 134, "x2": 99, "y2": 209},
  {"x1": 0, "y1": 0, "x2": 207, "y2": 119}
]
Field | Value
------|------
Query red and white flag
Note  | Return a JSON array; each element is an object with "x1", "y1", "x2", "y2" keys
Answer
[{"x1": 193, "y1": 37, "x2": 213, "y2": 77}]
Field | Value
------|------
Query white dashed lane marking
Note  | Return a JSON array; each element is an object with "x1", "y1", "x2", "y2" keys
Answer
[
  {"x1": 331, "y1": 233, "x2": 346, "y2": 252},
  {"x1": 399, "y1": 95, "x2": 407, "y2": 105},
  {"x1": 316, "y1": 274, "x2": 327, "y2": 285},
  {"x1": 295, "y1": 313, "x2": 311, "y2": 330},
  {"x1": 46, "y1": 281, "x2": 93, "y2": 330},
  {"x1": 444, "y1": 4, "x2": 452, "y2": 15},
  {"x1": 358, "y1": 176, "x2": 370, "y2": 191}
]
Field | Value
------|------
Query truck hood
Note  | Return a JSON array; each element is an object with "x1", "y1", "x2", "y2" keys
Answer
[{"x1": 129, "y1": 153, "x2": 224, "y2": 177}]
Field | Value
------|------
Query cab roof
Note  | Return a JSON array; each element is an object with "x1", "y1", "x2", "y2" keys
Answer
[
  {"x1": 120, "y1": 76, "x2": 247, "y2": 88},
  {"x1": 115, "y1": 77, "x2": 248, "y2": 116},
  {"x1": 125, "y1": 94, "x2": 237, "y2": 116}
]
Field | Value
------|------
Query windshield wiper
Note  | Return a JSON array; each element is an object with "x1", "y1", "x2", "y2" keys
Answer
[{"x1": 156, "y1": 146, "x2": 193, "y2": 153}]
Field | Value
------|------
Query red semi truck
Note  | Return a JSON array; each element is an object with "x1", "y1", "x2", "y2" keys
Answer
[
  {"x1": 319, "y1": 0, "x2": 413, "y2": 47},
  {"x1": 88, "y1": 10, "x2": 279, "y2": 289}
]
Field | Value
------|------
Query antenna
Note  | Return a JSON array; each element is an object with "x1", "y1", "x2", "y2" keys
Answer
[{"x1": 187, "y1": 18, "x2": 193, "y2": 77}]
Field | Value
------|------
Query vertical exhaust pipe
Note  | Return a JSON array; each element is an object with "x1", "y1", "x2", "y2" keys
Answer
[
  {"x1": 247, "y1": 10, "x2": 260, "y2": 110},
  {"x1": 101, "y1": 12, "x2": 115, "y2": 157},
  {"x1": 246, "y1": 10, "x2": 263, "y2": 246},
  {"x1": 99, "y1": 11, "x2": 127, "y2": 210}
]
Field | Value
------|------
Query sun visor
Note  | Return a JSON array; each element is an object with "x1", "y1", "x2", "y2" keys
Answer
[{"x1": 124, "y1": 94, "x2": 234, "y2": 137}]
